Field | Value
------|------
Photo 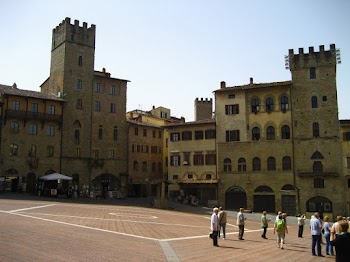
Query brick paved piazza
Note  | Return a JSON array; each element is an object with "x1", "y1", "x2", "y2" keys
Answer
[{"x1": 0, "y1": 195, "x2": 334, "y2": 262}]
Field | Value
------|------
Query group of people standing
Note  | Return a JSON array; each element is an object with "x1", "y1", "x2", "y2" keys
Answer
[
  {"x1": 210, "y1": 207, "x2": 247, "y2": 246},
  {"x1": 210, "y1": 208, "x2": 350, "y2": 261}
]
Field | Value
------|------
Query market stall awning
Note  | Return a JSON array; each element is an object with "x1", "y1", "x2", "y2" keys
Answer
[{"x1": 39, "y1": 173, "x2": 73, "y2": 181}]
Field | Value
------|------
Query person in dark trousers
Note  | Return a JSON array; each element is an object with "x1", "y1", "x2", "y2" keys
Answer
[
  {"x1": 310, "y1": 212, "x2": 324, "y2": 257},
  {"x1": 261, "y1": 211, "x2": 268, "y2": 239},
  {"x1": 297, "y1": 214, "x2": 306, "y2": 237},
  {"x1": 237, "y1": 208, "x2": 247, "y2": 240},
  {"x1": 210, "y1": 207, "x2": 219, "y2": 246}
]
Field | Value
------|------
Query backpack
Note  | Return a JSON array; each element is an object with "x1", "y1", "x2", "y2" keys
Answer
[{"x1": 276, "y1": 219, "x2": 284, "y2": 231}]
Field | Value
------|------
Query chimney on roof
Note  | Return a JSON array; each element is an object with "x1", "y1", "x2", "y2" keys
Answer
[
  {"x1": 102, "y1": 68, "x2": 106, "y2": 73},
  {"x1": 12, "y1": 83, "x2": 17, "y2": 89},
  {"x1": 250, "y1": 77, "x2": 253, "y2": 85},
  {"x1": 220, "y1": 81, "x2": 226, "y2": 89}
]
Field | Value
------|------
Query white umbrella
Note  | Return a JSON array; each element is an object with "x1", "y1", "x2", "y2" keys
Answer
[{"x1": 39, "y1": 173, "x2": 73, "y2": 181}]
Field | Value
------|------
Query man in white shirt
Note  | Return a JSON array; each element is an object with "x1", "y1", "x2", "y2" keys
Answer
[
  {"x1": 210, "y1": 207, "x2": 219, "y2": 246},
  {"x1": 310, "y1": 212, "x2": 324, "y2": 257},
  {"x1": 237, "y1": 207, "x2": 247, "y2": 240}
]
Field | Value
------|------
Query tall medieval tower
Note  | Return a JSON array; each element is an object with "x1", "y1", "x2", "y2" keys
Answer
[
  {"x1": 41, "y1": 18, "x2": 128, "y2": 194},
  {"x1": 289, "y1": 44, "x2": 345, "y2": 215}
]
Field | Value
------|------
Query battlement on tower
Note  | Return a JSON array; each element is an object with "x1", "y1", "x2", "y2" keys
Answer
[
  {"x1": 288, "y1": 44, "x2": 337, "y2": 70},
  {"x1": 195, "y1": 97, "x2": 213, "y2": 104},
  {"x1": 51, "y1": 17, "x2": 96, "y2": 51}
]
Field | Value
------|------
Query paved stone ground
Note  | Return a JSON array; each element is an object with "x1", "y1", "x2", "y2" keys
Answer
[{"x1": 0, "y1": 193, "x2": 335, "y2": 262}]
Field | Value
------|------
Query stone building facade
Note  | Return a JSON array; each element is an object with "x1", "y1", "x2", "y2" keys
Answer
[
  {"x1": 214, "y1": 45, "x2": 346, "y2": 218},
  {"x1": 0, "y1": 84, "x2": 64, "y2": 193},
  {"x1": 0, "y1": 18, "x2": 129, "y2": 198},
  {"x1": 41, "y1": 18, "x2": 129, "y2": 198}
]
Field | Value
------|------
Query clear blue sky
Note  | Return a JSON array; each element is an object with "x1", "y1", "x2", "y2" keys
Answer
[{"x1": 1, "y1": 0, "x2": 349, "y2": 121}]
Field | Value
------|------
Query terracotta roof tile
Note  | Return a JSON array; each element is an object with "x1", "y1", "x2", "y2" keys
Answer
[{"x1": 0, "y1": 84, "x2": 65, "y2": 102}]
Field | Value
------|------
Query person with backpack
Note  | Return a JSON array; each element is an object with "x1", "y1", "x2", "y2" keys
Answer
[{"x1": 274, "y1": 211, "x2": 287, "y2": 249}]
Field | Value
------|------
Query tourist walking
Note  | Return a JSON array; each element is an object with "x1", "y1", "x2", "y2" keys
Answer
[
  {"x1": 210, "y1": 207, "x2": 219, "y2": 246},
  {"x1": 310, "y1": 212, "x2": 324, "y2": 257},
  {"x1": 297, "y1": 214, "x2": 306, "y2": 237},
  {"x1": 237, "y1": 208, "x2": 247, "y2": 240},
  {"x1": 323, "y1": 216, "x2": 334, "y2": 256},
  {"x1": 330, "y1": 219, "x2": 350, "y2": 261},
  {"x1": 274, "y1": 211, "x2": 287, "y2": 249},
  {"x1": 261, "y1": 211, "x2": 268, "y2": 239},
  {"x1": 218, "y1": 206, "x2": 227, "y2": 239}
]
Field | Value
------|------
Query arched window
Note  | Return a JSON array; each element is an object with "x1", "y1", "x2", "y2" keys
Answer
[
  {"x1": 28, "y1": 145, "x2": 37, "y2": 157},
  {"x1": 74, "y1": 130, "x2": 80, "y2": 145},
  {"x1": 133, "y1": 161, "x2": 138, "y2": 171},
  {"x1": 142, "y1": 161, "x2": 147, "y2": 172},
  {"x1": 253, "y1": 157, "x2": 261, "y2": 171},
  {"x1": 265, "y1": 98, "x2": 274, "y2": 112},
  {"x1": 266, "y1": 126, "x2": 275, "y2": 140},
  {"x1": 10, "y1": 144, "x2": 18, "y2": 156},
  {"x1": 28, "y1": 123, "x2": 37, "y2": 135},
  {"x1": 10, "y1": 121, "x2": 19, "y2": 134},
  {"x1": 251, "y1": 98, "x2": 260, "y2": 113},
  {"x1": 281, "y1": 184, "x2": 295, "y2": 191},
  {"x1": 238, "y1": 158, "x2": 246, "y2": 172},
  {"x1": 223, "y1": 158, "x2": 232, "y2": 172},
  {"x1": 306, "y1": 196, "x2": 332, "y2": 212},
  {"x1": 313, "y1": 122, "x2": 320, "y2": 138},
  {"x1": 311, "y1": 96, "x2": 318, "y2": 108},
  {"x1": 267, "y1": 157, "x2": 276, "y2": 171},
  {"x1": 78, "y1": 55, "x2": 83, "y2": 66},
  {"x1": 252, "y1": 127, "x2": 260, "y2": 140},
  {"x1": 282, "y1": 156, "x2": 292, "y2": 170},
  {"x1": 254, "y1": 185, "x2": 274, "y2": 192},
  {"x1": 281, "y1": 125, "x2": 290, "y2": 139},
  {"x1": 311, "y1": 151, "x2": 324, "y2": 160},
  {"x1": 313, "y1": 161, "x2": 323, "y2": 174},
  {"x1": 152, "y1": 162, "x2": 156, "y2": 173},
  {"x1": 280, "y1": 96, "x2": 289, "y2": 111}
]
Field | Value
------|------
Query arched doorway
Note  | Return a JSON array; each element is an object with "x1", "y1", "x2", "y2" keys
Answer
[
  {"x1": 306, "y1": 196, "x2": 332, "y2": 219},
  {"x1": 281, "y1": 184, "x2": 296, "y2": 216},
  {"x1": 225, "y1": 186, "x2": 247, "y2": 210},
  {"x1": 253, "y1": 186, "x2": 275, "y2": 213},
  {"x1": 26, "y1": 172, "x2": 36, "y2": 193},
  {"x1": 6, "y1": 168, "x2": 18, "y2": 192},
  {"x1": 93, "y1": 173, "x2": 120, "y2": 198}
]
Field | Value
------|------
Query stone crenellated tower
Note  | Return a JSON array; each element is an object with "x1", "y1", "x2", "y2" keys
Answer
[
  {"x1": 194, "y1": 98, "x2": 213, "y2": 121},
  {"x1": 289, "y1": 44, "x2": 344, "y2": 215}
]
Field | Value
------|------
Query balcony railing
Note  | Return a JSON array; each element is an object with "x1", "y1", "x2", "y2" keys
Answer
[
  {"x1": 297, "y1": 169, "x2": 339, "y2": 177},
  {"x1": 5, "y1": 109, "x2": 62, "y2": 123}
]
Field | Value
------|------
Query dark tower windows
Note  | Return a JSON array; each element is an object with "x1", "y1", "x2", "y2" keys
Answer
[
  {"x1": 265, "y1": 98, "x2": 274, "y2": 112},
  {"x1": 77, "y1": 79, "x2": 83, "y2": 89},
  {"x1": 282, "y1": 156, "x2": 292, "y2": 170},
  {"x1": 98, "y1": 125, "x2": 103, "y2": 140},
  {"x1": 252, "y1": 127, "x2": 260, "y2": 141},
  {"x1": 267, "y1": 157, "x2": 276, "y2": 171},
  {"x1": 253, "y1": 157, "x2": 261, "y2": 171},
  {"x1": 280, "y1": 96, "x2": 289, "y2": 111},
  {"x1": 266, "y1": 126, "x2": 275, "y2": 140},
  {"x1": 223, "y1": 158, "x2": 232, "y2": 172},
  {"x1": 78, "y1": 55, "x2": 83, "y2": 66},
  {"x1": 238, "y1": 158, "x2": 246, "y2": 172},
  {"x1": 311, "y1": 96, "x2": 318, "y2": 108},
  {"x1": 310, "y1": 67, "x2": 316, "y2": 79},
  {"x1": 281, "y1": 125, "x2": 290, "y2": 139},
  {"x1": 251, "y1": 98, "x2": 260, "y2": 113},
  {"x1": 313, "y1": 122, "x2": 320, "y2": 138}
]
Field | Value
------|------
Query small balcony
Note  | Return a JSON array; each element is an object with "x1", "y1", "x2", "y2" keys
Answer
[
  {"x1": 5, "y1": 109, "x2": 63, "y2": 123},
  {"x1": 297, "y1": 169, "x2": 339, "y2": 177}
]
